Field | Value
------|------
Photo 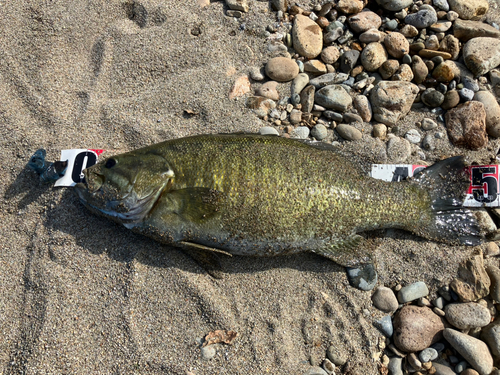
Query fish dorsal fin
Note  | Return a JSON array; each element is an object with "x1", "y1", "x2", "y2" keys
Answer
[{"x1": 167, "y1": 187, "x2": 223, "y2": 223}]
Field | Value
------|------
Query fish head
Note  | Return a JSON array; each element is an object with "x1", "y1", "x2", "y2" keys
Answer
[{"x1": 74, "y1": 153, "x2": 174, "y2": 225}]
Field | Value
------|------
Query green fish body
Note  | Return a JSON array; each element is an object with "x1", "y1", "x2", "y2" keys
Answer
[{"x1": 75, "y1": 134, "x2": 481, "y2": 268}]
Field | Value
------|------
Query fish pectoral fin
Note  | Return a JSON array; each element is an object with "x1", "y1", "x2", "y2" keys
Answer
[
  {"x1": 315, "y1": 234, "x2": 374, "y2": 268},
  {"x1": 168, "y1": 188, "x2": 223, "y2": 223},
  {"x1": 179, "y1": 244, "x2": 228, "y2": 279},
  {"x1": 178, "y1": 241, "x2": 233, "y2": 257}
]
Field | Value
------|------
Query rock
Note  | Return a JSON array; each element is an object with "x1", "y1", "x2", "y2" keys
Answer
[
  {"x1": 379, "y1": 60, "x2": 400, "y2": 79},
  {"x1": 246, "y1": 96, "x2": 276, "y2": 118},
  {"x1": 348, "y1": 11, "x2": 382, "y2": 33},
  {"x1": 266, "y1": 57, "x2": 299, "y2": 82},
  {"x1": 459, "y1": 87, "x2": 474, "y2": 101},
  {"x1": 444, "y1": 302, "x2": 491, "y2": 329},
  {"x1": 336, "y1": 124, "x2": 362, "y2": 141},
  {"x1": 321, "y1": 46, "x2": 340, "y2": 65},
  {"x1": 443, "y1": 328, "x2": 493, "y2": 375},
  {"x1": 384, "y1": 32, "x2": 409, "y2": 59},
  {"x1": 323, "y1": 27, "x2": 344, "y2": 44},
  {"x1": 421, "y1": 88, "x2": 444, "y2": 108},
  {"x1": 405, "y1": 5, "x2": 437, "y2": 29},
  {"x1": 309, "y1": 73, "x2": 349, "y2": 88},
  {"x1": 322, "y1": 359, "x2": 335, "y2": 375},
  {"x1": 311, "y1": 124, "x2": 328, "y2": 140},
  {"x1": 439, "y1": 35, "x2": 460, "y2": 60},
  {"x1": 289, "y1": 109, "x2": 302, "y2": 124},
  {"x1": 486, "y1": 265, "x2": 500, "y2": 303},
  {"x1": 228, "y1": 75, "x2": 251, "y2": 99},
  {"x1": 401, "y1": 24, "x2": 419, "y2": 38},
  {"x1": 292, "y1": 126, "x2": 310, "y2": 139},
  {"x1": 433, "y1": 0, "x2": 450, "y2": 11},
  {"x1": 259, "y1": 126, "x2": 279, "y2": 136},
  {"x1": 292, "y1": 15, "x2": 323, "y2": 59},
  {"x1": 447, "y1": 0, "x2": 488, "y2": 20},
  {"x1": 201, "y1": 345, "x2": 216, "y2": 359},
  {"x1": 473, "y1": 91, "x2": 500, "y2": 138},
  {"x1": 453, "y1": 19, "x2": 500, "y2": 42},
  {"x1": 269, "y1": 0, "x2": 287, "y2": 11},
  {"x1": 340, "y1": 50, "x2": 360, "y2": 73},
  {"x1": 393, "y1": 306, "x2": 445, "y2": 352},
  {"x1": 419, "y1": 347, "x2": 438, "y2": 363},
  {"x1": 304, "y1": 366, "x2": 329, "y2": 375},
  {"x1": 463, "y1": 37, "x2": 500, "y2": 76},
  {"x1": 425, "y1": 35, "x2": 440, "y2": 50},
  {"x1": 343, "y1": 113, "x2": 363, "y2": 124},
  {"x1": 372, "y1": 123, "x2": 387, "y2": 138},
  {"x1": 371, "y1": 81, "x2": 418, "y2": 126},
  {"x1": 361, "y1": 42, "x2": 388, "y2": 72},
  {"x1": 392, "y1": 64, "x2": 413, "y2": 81},
  {"x1": 418, "y1": 49, "x2": 452, "y2": 59},
  {"x1": 373, "y1": 315, "x2": 394, "y2": 337},
  {"x1": 445, "y1": 101, "x2": 487, "y2": 150},
  {"x1": 315, "y1": 85, "x2": 352, "y2": 112},
  {"x1": 360, "y1": 28, "x2": 385, "y2": 43},
  {"x1": 398, "y1": 282, "x2": 429, "y2": 303},
  {"x1": 372, "y1": 286, "x2": 399, "y2": 312},
  {"x1": 441, "y1": 90, "x2": 460, "y2": 110},
  {"x1": 304, "y1": 60, "x2": 327, "y2": 74},
  {"x1": 450, "y1": 251, "x2": 491, "y2": 302},
  {"x1": 249, "y1": 67, "x2": 265, "y2": 81},
  {"x1": 405, "y1": 129, "x2": 421, "y2": 143},
  {"x1": 353, "y1": 95, "x2": 372, "y2": 122},
  {"x1": 432, "y1": 62, "x2": 455, "y2": 82},
  {"x1": 481, "y1": 320, "x2": 500, "y2": 359},
  {"x1": 291, "y1": 73, "x2": 310, "y2": 96},
  {"x1": 386, "y1": 136, "x2": 411, "y2": 162},
  {"x1": 433, "y1": 363, "x2": 457, "y2": 375},
  {"x1": 256, "y1": 81, "x2": 279, "y2": 101},
  {"x1": 326, "y1": 345, "x2": 347, "y2": 366},
  {"x1": 411, "y1": 55, "x2": 428, "y2": 84},
  {"x1": 346, "y1": 263, "x2": 377, "y2": 290},
  {"x1": 226, "y1": 0, "x2": 249, "y2": 12},
  {"x1": 336, "y1": 0, "x2": 364, "y2": 14},
  {"x1": 430, "y1": 21, "x2": 452, "y2": 33},
  {"x1": 375, "y1": 0, "x2": 412, "y2": 12},
  {"x1": 388, "y1": 357, "x2": 403, "y2": 375},
  {"x1": 300, "y1": 85, "x2": 315, "y2": 113}
]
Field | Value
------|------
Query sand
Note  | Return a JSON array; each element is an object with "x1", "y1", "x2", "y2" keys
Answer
[{"x1": 0, "y1": 1, "x2": 499, "y2": 374}]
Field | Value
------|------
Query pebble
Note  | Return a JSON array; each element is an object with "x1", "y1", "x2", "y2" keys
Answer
[
  {"x1": 386, "y1": 136, "x2": 411, "y2": 162},
  {"x1": 421, "y1": 118, "x2": 437, "y2": 130},
  {"x1": 398, "y1": 281, "x2": 429, "y2": 303},
  {"x1": 486, "y1": 265, "x2": 500, "y2": 303},
  {"x1": 311, "y1": 124, "x2": 328, "y2": 140},
  {"x1": 459, "y1": 87, "x2": 474, "y2": 101},
  {"x1": 259, "y1": 126, "x2": 279, "y2": 136},
  {"x1": 340, "y1": 50, "x2": 360, "y2": 73},
  {"x1": 323, "y1": 27, "x2": 343, "y2": 44},
  {"x1": 441, "y1": 90, "x2": 460, "y2": 110},
  {"x1": 289, "y1": 109, "x2": 302, "y2": 124},
  {"x1": 419, "y1": 347, "x2": 438, "y2": 362},
  {"x1": 343, "y1": 113, "x2": 363, "y2": 123},
  {"x1": 321, "y1": 46, "x2": 340, "y2": 65},
  {"x1": 421, "y1": 88, "x2": 444, "y2": 107},
  {"x1": 433, "y1": 0, "x2": 450, "y2": 11},
  {"x1": 385, "y1": 19, "x2": 398, "y2": 30},
  {"x1": 439, "y1": 34, "x2": 460, "y2": 60},
  {"x1": 384, "y1": 32, "x2": 410, "y2": 59},
  {"x1": 450, "y1": 252, "x2": 491, "y2": 302},
  {"x1": 430, "y1": 20, "x2": 452, "y2": 32},
  {"x1": 291, "y1": 73, "x2": 310, "y2": 96},
  {"x1": 425, "y1": 34, "x2": 440, "y2": 50},
  {"x1": 453, "y1": 19, "x2": 500, "y2": 41},
  {"x1": 388, "y1": 357, "x2": 403, "y2": 375},
  {"x1": 401, "y1": 24, "x2": 419, "y2": 37},
  {"x1": 324, "y1": 111, "x2": 343, "y2": 122},
  {"x1": 315, "y1": 85, "x2": 352, "y2": 112},
  {"x1": 444, "y1": 302, "x2": 491, "y2": 329},
  {"x1": 370, "y1": 81, "x2": 419, "y2": 126},
  {"x1": 304, "y1": 366, "x2": 328, "y2": 375},
  {"x1": 422, "y1": 134, "x2": 435, "y2": 150},
  {"x1": 249, "y1": 67, "x2": 265, "y2": 81},
  {"x1": 226, "y1": 0, "x2": 249, "y2": 12},
  {"x1": 455, "y1": 361, "x2": 468, "y2": 373},
  {"x1": 337, "y1": 124, "x2": 363, "y2": 142},
  {"x1": 443, "y1": 328, "x2": 493, "y2": 375},
  {"x1": 309, "y1": 73, "x2": 349, "y2": 88},
  {"x1": 447, "y1": 0, "x2": 489, "y2": 20},
  {"x1": 336, "y1": 0, "x2": 364, "y2": 14},
  {"x1": 376, "y1": 0, "x2": 413, "y2": 12},
  {"x1": 462, "y1": 76, "x2": 479, "y2": 92},
  {"x1": 292, "y1": 126, "x2": 310, "y2": 139},
  {"x1": 463, "y1": 37, "x2": 500, "y2": 76},
  {"x1": 361, "y1": 42, "x2": 388, "y2": 72},
  {"x1": 256, "y1": 81, "x2": 279, "y2": 101},
  {"x1": 481, "y1": 320, "x2": 500, "y2": 358},
  {"x1": 485, "y1": 241, "x2": 500, "y2": 257},
  {"x1": 433, "y1": 362, "x2": 457, "y2": 375},
  {"x1": 393, "y1": 64, "x2": 413, "y2": 81},
  {"x1": 372, "y1": 286, "x2": 399, "y2": 312},
  {"x1": 393, "y1": 305, "x2": 445, "y2": 352},
  {"x1": 304, "y1": 60, "x2": 327, "y2": 74},
  {"x1": 445, "y1": 101, "x2": 487, "y2": 150},
  {"x1": 405, "y1": 129, "x2": 421, "y2": 144},
  {"x1": 353, "y1": 95, "x2": 372, "y2": 122},
  {"x1": 326, "y1": 345, "x2": 347, "y2": 366},
  {"x1": 474, "y1": 90, "x2": 500, "y2": 138},
  {"x1": 348, "y1": 11, "x2": 382, "y2": 33},
  {"x1": 373, "y1": 315, "x2": 394, "y2": 337},
  {"x1": 266, "y1": 57, "x2": 299, "y2": 82},
  {"x1": 405, "y1": 5, "x2": 438, "y2": 29},
  {"x1": 418, "y1": 49, "x2": 452, "y2": 59},
  {"x1": 372, "y1": 123, "x2": 387, "y2": 138},
  {"x1": 360, "y1": 29, "x2": 384, "y2": 43},
  {"x1": 293, "y1": 14, "x2": 323, "y2": 59},
  {"x1": 201, "y1": 345, "x2": 216, "y2": 359},
  {"x1": 247, "y1": 96, "x2": 276, "y2": 118},
  {"x1": 412, "y1": 55, "x2": 429, "y2": 84}
]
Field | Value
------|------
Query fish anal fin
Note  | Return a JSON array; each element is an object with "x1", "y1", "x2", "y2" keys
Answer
[
  {"x1": 179, "y1": 245, "x2": 225, "y2": 279},
  {"x1": 315, "y1": 234, "x2": 376, "y2": 267}
]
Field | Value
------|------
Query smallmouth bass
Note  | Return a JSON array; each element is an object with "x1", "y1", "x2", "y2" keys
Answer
[{"x1": 74, "y1": 134, "x2": 482, "y2": 270}]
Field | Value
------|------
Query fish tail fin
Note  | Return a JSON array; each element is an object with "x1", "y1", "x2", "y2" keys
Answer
[{"x1": 411, "y1": 156, "x2": 483, "y2": 246}]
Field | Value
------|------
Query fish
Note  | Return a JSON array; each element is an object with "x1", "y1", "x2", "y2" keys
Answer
[{"x1": 74, "y1": 133, "x2": 483, "y2": 273}]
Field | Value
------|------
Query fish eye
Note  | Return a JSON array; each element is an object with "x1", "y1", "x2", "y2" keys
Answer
[{"x1": 104, "y1": 158, "x2": 116, "y2": 168}]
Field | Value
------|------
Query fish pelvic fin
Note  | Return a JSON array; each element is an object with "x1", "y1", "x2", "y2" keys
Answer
[
  {"x1": 411, "y1": 156, "x2": 483, "y2": 246},
  {"x1": 315, "y1": 234, "x2": 374, "y2": 267}
]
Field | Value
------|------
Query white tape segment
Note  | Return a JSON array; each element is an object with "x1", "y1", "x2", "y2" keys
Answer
[
  {"x1": 55, "y1": 149, "x2": 104, "y2": 187},
  {"x1": 371, "y1": 164, "x2": 500, "y2": 208}
]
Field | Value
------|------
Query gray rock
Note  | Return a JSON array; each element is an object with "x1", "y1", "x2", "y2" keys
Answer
[
  {"x1": 388, "y1": 357, "x2": 403, "y2": 375},
  {"x1": 315, "y1": 85, "x2": 352, "y2": 112},
  {"x1": 353, "y1": 95, "x2": 372, "y2": 122},
  {"x1": 201, "y1": 345, "x2": 216, "y2": 359},
  {"x1": 432, "y1": 363, "x2": 456, "y2": 375},
  {"x1": 421, "y1": 118, "x2": 437, "y2": 130},
  {"x1": 387, "y1": 136, "x2": 411, "y2": 163},
  {"x1": 459, "y1": 87, "x2": 474, "y2": 101},
  {"x1": 398, "y1": 281, "x2": 429, "y2": 303},
  {"x1": 405, "y1": 5, "x2": 438, "y2": 29},
  {"x1": 336, "y1": 124, "x2": 362, "y2": 141},
  {"x1": 385, "y1": 19, "x2": 398, "y2": 30},
  {"x1": 375, "y1": 0, "x2": 412, "y2": 11},
  {"x1": 301, "y1": 85, "x2": 316, "y2": 113},
  {"x1": 463, "y1": 37, "x2": 500, "y2": 76},
  {"x1": 309, "y1": 73, "x2": 349, "y2": 88},
  {"x1": 474, "y1": 90, "x2": 500, "y2": 138},
  {"x1": 419, "y1": 347, "x2": 438, "y2": 362},
  {"x1": 486, "y1": 265, "x2": 500, "y2": 303},
  {"x1": 444, "y1": 302, "x2": 491, "y2": 329},
  {"x1": 481, "y1": 320, "x2": 500, "y2": 358},
  {"x1": 433, "y1": 0, "x2": 450, "y2": 11},
  {"x1": 326, "y1": 345, "x2": 347, "y2": 366},
  {"x1": 259, "y1": 126, "x2": 279, "y2": 136},
  {"x1": 372, "y1": 286, "x2": 399, "y2": 312},
  {"x1": 340, "y1": 50, "x2": 360, "y2": 73},
  {"x1": 452, "y1": 19, "x2": 500, "y2": 41},
  {"x1": 405, "y1": 129, "x2": 421, "y2": 144},
  {"x1": 291, "y1": 73, "x2": 310, "y2": 96},
  {"x1": 311, "y1": 124, "x2": 328, "y2": 140},
  {"x1": 370, "y1": 81, "x2": 419, "y2": 126},
  {"x1": 421, "y1": 88, "x2": 445, "y2": 108},
  {"x1": 292, "y1": 126, "x2": 310, "y2": 139},
  {"x1": 323, "y1": 28, "x2": 344, "y2": 44},
  {"x1": 304, "y1": 366, "x2": 328, "y2": 375},
  {"x1": 343, "y1": 113, "x2": 363, "y2": 124},
  {"x1": 443, "y1": 328, "x2": 493, "y2": 375},
  {"x1": 422, "y1": 134, "x2": 435, "y2": 150},
  {"x1": 373, "y1": 315, "x2": 394, "y2": 337},
  {"x1": 448, "y1": 0, "x2": 489, "y2": 20},
  {"x1": 324, "y1": 111, "x2": 343, "y2": 122}
]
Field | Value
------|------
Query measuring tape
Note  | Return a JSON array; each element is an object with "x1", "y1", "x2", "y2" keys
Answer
[
  {"x1": 55, "y1": 149, "x2": 500, "y2": 208},
  {"x1": 371, "y1": 164, "x2": 500, "y2": 208}
]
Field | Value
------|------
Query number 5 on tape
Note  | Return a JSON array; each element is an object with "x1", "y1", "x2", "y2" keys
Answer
[{"x1": 54, "y1": 149, "x2": 104, "y2": 187}]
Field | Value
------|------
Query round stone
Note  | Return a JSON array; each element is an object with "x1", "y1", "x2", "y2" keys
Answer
[
  {"x1": 405, "y1": 5, "x2": 438, "y2": 29},
  {"x1": 201, "y1": 345, "x2": 216, "y2": 360},
  {"x1": 265, "y1": 57, "x2": 299, "y2": 82},
  {"x1": 361, "y1": 42, "x2": 388, "y2": 71},
  {"x1": 474, "y1": 90, "x2": 500, "y2": 138},
  {"x1": 405, "y1": 129, "x2": 421, "y2": 144},
  {"x1": 419, "y1": 348, "x2": 438, "y2": 363},
  {"x1": 346, "y1": 263, "x2": 377, "y2": 290},
  {"x1": 421, "y1": 88, "x2": 444, "y2": 108},
  {"x1": 398, "y1": 281, "x2": 429, "y2": 303},
  {"x1": 315, "y1": 85, "x2": 352, "y2": 112},
  {"x1": 321, "y1": 46, "x2": 340, "y2": 65},
  {"x1": 372, "y1": 286, "x2": 399, "y2": 312},
  {"x1": 311, "y1": 124, "x2": 328, "y2": 140},
  {"x1": 441, "y1": 90, "x2": 460, "y2": 110},
  {"x1": 421, "y1": 118, "x2": 437, "y2": 130},
  {"x1": 379, "y1": 60, "x2": 400, "y2": 79},
  {"x1": 375, "y1": 0, "x2": 413, "y2": 11},
  {"x1": 336, "y1": 124, "x2": 362, "y2": 141},
  {"x1": 384, "y1": 32, "x2": 410, "y2": 58},
  {"x1": 373, "y1": 315, "x2": 394, "y2": 337},
  {"x1": 256, "y1": 81, "x2": 280, "y2": 101},
  {"x1": 444, "y1": 302, "x2": 491, "y2": 329},
  {"x1": 259, "y1": 126, "x2": 279, "y2": 136},
  {"x1": 348, "y1": 11, "x2": 382, "y2": 33},
  {"x1": 292, "y1": 14, "x2": 323, "y2": 58},
  {"x1": 292, "y1": 126, "x2": 310, "y2": 139}
]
